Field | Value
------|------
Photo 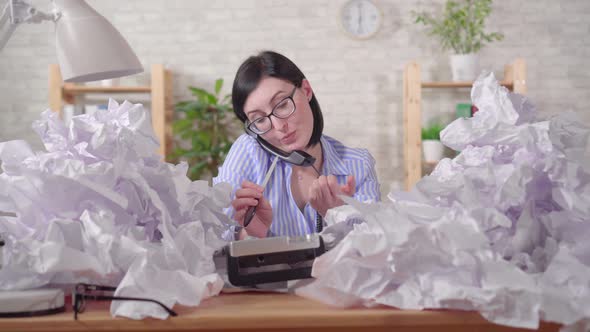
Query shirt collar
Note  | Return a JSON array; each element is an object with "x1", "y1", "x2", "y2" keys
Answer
[{"x1": 320, "y1": 136, "x2": 348, "y2": 176}]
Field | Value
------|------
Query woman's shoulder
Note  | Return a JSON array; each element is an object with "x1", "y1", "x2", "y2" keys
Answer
[
  {"x1": 322, "y1": 135, "x2": 375, "y2": 164},
  {"x1": 233, "y1": 133, "x2": 258, "y2": 148},
  {"x1": 221, "y1": 133, "x2": 269, "y2": 166},
  {"x1": 230, "y1": 134, "x2": 265, "y2": 154},
  {"x1": 216, "y1": 134, "x2": 269, "y2": 180}
]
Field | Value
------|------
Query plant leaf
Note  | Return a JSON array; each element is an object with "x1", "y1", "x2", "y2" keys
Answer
[
  {"x1": 214, "y1": 79, "x2": 223, "y2": 95},
  {"x1": 412, "y1": 0, "x2": 501, "y2": 54},
  {"x1": 172, "y1": 78, "x2": 241, "y2": 180},
  {"x1": 172, "y1": 119, "x2": 193, "y2": 134}
]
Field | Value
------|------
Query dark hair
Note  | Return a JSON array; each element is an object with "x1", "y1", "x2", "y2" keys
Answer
[{"x1": 232, "y1": 50, "x2": 324, "y2": 147}]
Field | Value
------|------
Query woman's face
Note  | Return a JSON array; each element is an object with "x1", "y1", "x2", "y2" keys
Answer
[{"x1": 243, "y1": 77, "x2": 315, "y2": 152}]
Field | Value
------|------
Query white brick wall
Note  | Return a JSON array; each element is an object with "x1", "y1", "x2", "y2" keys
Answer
[{"x1": 1, "y1": 0, "x2": 589, "y2": 196}]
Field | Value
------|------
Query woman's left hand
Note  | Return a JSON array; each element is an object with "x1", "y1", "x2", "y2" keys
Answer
[{"x1": 309, "y1": 175, "x2": 355, "y2": 217}]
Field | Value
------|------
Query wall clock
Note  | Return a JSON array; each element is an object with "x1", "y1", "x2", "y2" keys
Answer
[{"x1": 340, "y1": 0, "x2": 382, "y2": 40}]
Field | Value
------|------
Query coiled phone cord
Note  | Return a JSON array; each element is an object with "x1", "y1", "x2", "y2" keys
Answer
[
  {"x1": 311, "y1": 163, "x2": 323, "y2": 233},
  {"x1": 316, "y1": 213, "x2": 323, "y2": 233}
]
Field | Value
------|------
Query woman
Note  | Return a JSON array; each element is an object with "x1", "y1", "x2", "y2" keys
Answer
[{"x1": 213, "y1": 51, "x2": 380, "y2": 240}]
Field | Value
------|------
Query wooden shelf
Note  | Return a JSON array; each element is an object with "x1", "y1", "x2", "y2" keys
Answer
[
  {"x1": 402, "y1": 58, "x2": 527, "y2": 190},
  {"x1": 49, "y1": 64, "x2": 173, "y2": 158},
  {"x1": 63, "y1": 85, "x2": 151, "y2": 96},
  {"x1": 422, "y1": 81, "x2": 513, "y2": 89}
]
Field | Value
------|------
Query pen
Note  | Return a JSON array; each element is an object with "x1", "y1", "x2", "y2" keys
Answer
[
  {"x1": 0, "y1": 233, "x2": 4, "y2": 270},
  {"x1": 243, "y1": 156, "x2": 279, "y2": 227}
]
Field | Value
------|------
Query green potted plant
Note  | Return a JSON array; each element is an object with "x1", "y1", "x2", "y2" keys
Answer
[
  {"x1": 421, "y1": 123, "x2": 445, "y2": 162},
  {"x1": 412, "y1": 0, "x2": 504, "y2": 81},
  {"x1": 170, "y1": 79, "x2": 241, "y2": 182}
]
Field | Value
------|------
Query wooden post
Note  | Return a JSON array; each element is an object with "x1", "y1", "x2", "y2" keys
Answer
[
  {"x1": 48, "y1": 64, "x2": 63, "y2": 117},
  {"x1": 151, "y1": 64, "x2": 173, "y2": 159},
  {"x1": 164, "y1": 69, "x2": 173, "y2": 159},
  {"x1": 503, "y1": 63, "x2": 513, "y2": 90},
  {"x1": 512, "y1": 58, "x2": 527, "y2": 95},
  {"x1": 403, "y1": 62, "x2": 422, "y2": 191}
]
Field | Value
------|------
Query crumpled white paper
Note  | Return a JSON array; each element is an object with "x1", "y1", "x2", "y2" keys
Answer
[
  {"x1": 298, "y1": 73, "x2": 590, "y2": 331},
  {"x1": 0, "y1": 100, "x2": 232, "y2": 319}
]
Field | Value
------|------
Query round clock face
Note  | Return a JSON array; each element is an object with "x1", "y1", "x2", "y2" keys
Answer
[{"x1": 340, "y1": 0, "x2": 382, "y2": 39}]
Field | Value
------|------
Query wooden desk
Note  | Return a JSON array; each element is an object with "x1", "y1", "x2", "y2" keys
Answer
[{"x1": 0, "y1": 292, "x2": 559, "y2": 332}]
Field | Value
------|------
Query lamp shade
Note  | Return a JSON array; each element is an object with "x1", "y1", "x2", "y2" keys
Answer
[{"x1": 54, "y1": 0, "x2": 143, "y2": 82}]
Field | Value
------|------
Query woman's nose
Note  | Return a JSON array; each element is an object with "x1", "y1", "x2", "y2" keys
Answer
[{"x1": 271, "y1": 116, "x2": 288, "y2": 132}]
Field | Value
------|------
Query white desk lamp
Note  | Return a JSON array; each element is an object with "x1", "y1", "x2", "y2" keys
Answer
[
  {"x1": 0, "y1": 0, "x2": 143, "y2": 317},
  {"x1": 0, "y1": 0, "x2": 143, "y2": 82}
]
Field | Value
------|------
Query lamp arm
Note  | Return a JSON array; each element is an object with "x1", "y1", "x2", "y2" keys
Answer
[
  {"x1": 0, "y1": 0, "x2": 59, "y2": 50},
  {"x1": 0, "y1": 1, "x2": 17, "y2": 50}
]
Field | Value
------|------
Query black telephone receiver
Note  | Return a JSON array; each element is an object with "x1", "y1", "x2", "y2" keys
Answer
[{"x1": 245, "y1": 124, "x2": 316, "y2": 167}]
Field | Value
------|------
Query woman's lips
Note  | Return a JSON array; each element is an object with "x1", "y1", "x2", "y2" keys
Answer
[{"x1": 281, "y1": 131, "x2": 296, "y2": 145}]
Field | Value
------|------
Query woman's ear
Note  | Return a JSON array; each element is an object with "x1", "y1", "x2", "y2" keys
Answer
[{"x1": 301, "y1": 79, "x2": 313, "y2": 101}]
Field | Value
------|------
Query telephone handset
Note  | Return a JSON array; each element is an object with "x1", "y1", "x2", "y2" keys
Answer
[
  {"x1": 242, "y1": 124, "x2": 319, "y2": 228},
  {"x1": 245, "y1": 124, "x2": 316, "y2": 167}
]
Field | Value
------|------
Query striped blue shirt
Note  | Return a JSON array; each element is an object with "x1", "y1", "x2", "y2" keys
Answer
[{"x1": 213, "y1": 134, "x2": 380, "y2": 240}]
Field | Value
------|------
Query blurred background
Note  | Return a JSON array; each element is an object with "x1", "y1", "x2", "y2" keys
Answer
[{"x1": 1, "y1": 0, "x2": 588, "y2": 197}]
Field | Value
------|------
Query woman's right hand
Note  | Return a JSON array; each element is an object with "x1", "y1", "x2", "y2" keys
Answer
[{"x1": 232, "y1": 180, "x2": 273, "y2": 238}]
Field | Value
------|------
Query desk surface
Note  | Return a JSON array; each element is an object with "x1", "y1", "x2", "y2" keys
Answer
[{"x1": 0, "y1": 292, "x2": 559, "y2": 332}]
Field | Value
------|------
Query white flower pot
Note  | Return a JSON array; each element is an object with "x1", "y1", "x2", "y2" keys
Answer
[
  {"x1": 422, "y1": 139, "x2": 444, "y2": 162},
  {"x1": 450, "y1": 53, "x2": 479, "y2": 81}
]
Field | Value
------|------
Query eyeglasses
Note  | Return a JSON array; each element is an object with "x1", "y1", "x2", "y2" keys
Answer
[
  {"x1": 246, "y1": 85, "x2": 297, "y2": 135},
  {"x1": 73, "y1": 283, "x2": 178, "y2": 320}
]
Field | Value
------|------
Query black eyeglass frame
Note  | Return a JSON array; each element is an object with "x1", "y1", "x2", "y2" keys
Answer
[
  {"x1": 73, "y1": 283, "x2": 178, "y2": 320},
  {"x1": 246, "y1": 85, "x2": 298, "y2": 135}
]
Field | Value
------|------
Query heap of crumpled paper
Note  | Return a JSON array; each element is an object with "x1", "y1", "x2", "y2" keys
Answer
[
  {"x1": 2, "y1": 74, "x2": 589, "y2": 329},
  {"x1": 298, "y1": 73, "x2": 590, "y2": 331},
  {"x1": 0, "y1": 100, "x2": 232, "y2": 319}
]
